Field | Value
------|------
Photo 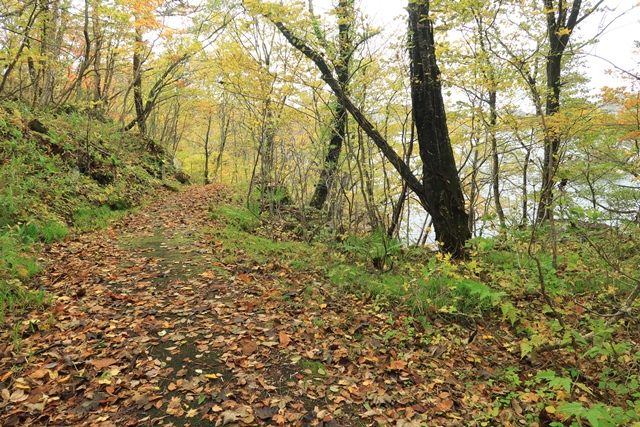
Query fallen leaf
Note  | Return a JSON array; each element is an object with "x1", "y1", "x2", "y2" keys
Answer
[
  {"x1": 387, "y1": 360, "x2": 407, "y2": 371},
  {"x1": 24, "y1": 401, "x2": 46, "y2": 412},
  {"x1": 9, "y1": 389, "x2": 28, "y2": 403},
  {"x1": 200, "y1": 271, "x2": 216, "y2": 279},
  {"x1": 237, "y1": 273, "x2": 251, "y2": 283},
  {"x1": 89, "y1": 358, "x2": 118, "y2": 369},
  {"x1": 278, "y1": 331, "x2": 291, "y2": 347},
  {"x1": 435, "y1": 398, "x2": 454, "y2": 412},
  {"x1": 167, "y1": 396, "x2": 184, "y2": 416},
  {"x1": 29, "y1": 369, "x2": 49, "y2": 380},
  {"x1": 241, "y1": 340, "x2": 258, "y2": 356},
  {"x1": 255, "y1": 406, "x2": 278, "y2": 420}
]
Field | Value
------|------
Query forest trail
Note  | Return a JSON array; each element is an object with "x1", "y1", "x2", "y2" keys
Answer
[{"x1": 1, "y1": 185, "x2": 497, "y2": 426}]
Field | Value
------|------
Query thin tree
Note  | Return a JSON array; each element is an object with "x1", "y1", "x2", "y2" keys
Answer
[{"x1": 537, "y1": 0, "x2": 604, "y2": 222}]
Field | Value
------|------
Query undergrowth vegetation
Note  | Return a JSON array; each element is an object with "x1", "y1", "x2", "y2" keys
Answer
[
  {"x1": 0, "y1": 101, "x2": 184, "y2": 322},
  {"x1": 209, "y1": 200, "x2": 640, "y2": 426}
]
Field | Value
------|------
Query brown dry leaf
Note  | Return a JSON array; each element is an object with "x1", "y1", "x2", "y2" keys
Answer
[
  {"x1": 278, "y1": 331, "x2": 291, "y2": 347},
  {"x1": 237, "y1": 273, "x2": 252, "y2": 283},
  {"x1": 23, "y1": 402, "x2": 46, "y2": 412},
  {"x1": 200, "y1": 271, "x2": 216, "y2": 279},
  {"x1": 166, "y1": 396, "x2": 184, "y2": 416},
  {"x1": 241, "y1": 340, "x2": 258, "y2": 356},
  {"x1": 89, "y1": 358, "x2": 118, "y2": 369},
  {"x1": 520, "y1": 392, "x2": 540, "y2": 403},
  {"x1": 387, "y1": 360, "x2": 407, "y2": 371},
  {"x1": 435, "y1": 398, "x2": 454, "y2": 412},
  {"x1": 29, "y1": 369, "x2": 48, "y2": 380},
  {"x1": 255, "y1": 406, "x2": 278, "y2": 420}
]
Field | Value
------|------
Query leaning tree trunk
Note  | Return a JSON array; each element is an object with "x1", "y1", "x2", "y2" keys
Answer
[
  {"x1": 264, "y1": 0, "x2": 471, "y2": 257},
  {"x1": 310, "y1": 0, "x2": 352, "y2": 210},
  {"x1": 408, "y1": 0, "x2": 471, "y2": 256}
]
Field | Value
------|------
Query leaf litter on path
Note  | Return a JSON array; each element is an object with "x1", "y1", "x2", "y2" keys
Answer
[{"x1": 0, "y1": 185, "x2": 534, "y2": 426}]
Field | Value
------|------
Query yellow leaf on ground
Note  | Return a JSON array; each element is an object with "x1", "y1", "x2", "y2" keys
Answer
[
  {"x1": 167, "y1": 396, "x2": 184, "y2": 416},
  {"x1": 29, "y1": 369, "x2": 48, "y2": 380}
]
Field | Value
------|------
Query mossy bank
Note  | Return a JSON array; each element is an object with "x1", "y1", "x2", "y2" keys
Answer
[{"x1": 0, "y1": 101, "x2": 188, "y2": 322}]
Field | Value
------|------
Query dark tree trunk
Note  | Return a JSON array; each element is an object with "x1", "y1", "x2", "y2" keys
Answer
[
  {"x1": 408, "y1": 0, "x2": 470, "y2": 256},
  {"x1": 522, "y1": 144, "x2": 531, "y2": 226},
  {"x1": 268, "y1": 0, "x2": 471, "y2": 257},
  {"x1": 536, "y1": 0, "x2": 598, "y2": 223},
  {"x1": 310, "y1": 0, "x2": 352, "y2": 210},
  {"x1": 488, "y1": 88, "x2": 506, "y2": 227},
  {"x1": 132, "y1": 27, "x2": 146, "y2": 135},
  {"x1": 310, "y1": 102, "x2": 347, "y2": 209},
  {"x1": 537, "y1": 51, "x2": 561, "y2": 222}
]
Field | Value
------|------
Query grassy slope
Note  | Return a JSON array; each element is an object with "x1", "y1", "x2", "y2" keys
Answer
[{"x1": 0, "y1": 101, "x2": 183, "y2": 321}]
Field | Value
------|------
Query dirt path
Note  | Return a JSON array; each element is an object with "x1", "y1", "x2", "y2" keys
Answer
[{"x1": 1, "y1": 185, "x2": 503, "y2": 426}]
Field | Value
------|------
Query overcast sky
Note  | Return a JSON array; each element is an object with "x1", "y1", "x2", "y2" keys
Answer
[{"x1": 312, "y1": 0, "x2": 640, "y2": 92}]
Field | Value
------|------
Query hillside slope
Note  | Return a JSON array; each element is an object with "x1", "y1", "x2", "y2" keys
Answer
[{"x1": 0, "y1": 102, "x2": 187, "y2": 319}]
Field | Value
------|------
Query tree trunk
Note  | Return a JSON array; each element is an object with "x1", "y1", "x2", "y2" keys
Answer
[
  {"x1": 310, "y1": 0, "x2": 352, "y2": 210},
  {"x1": 522, "y1": 144, "x2": 531, "y2": 226},
  {"x1": 267, "y1": 1, "x2": 471, "y2": 257},
  {"x1": 92, "y1": 4, "x2": 104, "y2": 110},
  {"x1": 214, "y1": 103, "x2": 231, "y2": 180},
  {"x1": 132, "y1": 26, "x2": 146, "y2": 135},
  {"x1": 0, "y1": 3, "x2": 39, "y2": 97},
  {"x1": 204, "y1": 114, "x2": 212, "y2": 184},
  {"x1": 537, "y1": 51, "x2": 561, "y2": 222},
  {"x1": 488, "y1": 88, "x2": 506, "y2": 227},
  {"x1": 536, "y1": 0, "x2": 598, "y2": 223},
  {"x1": 408, "y1": 0, "x2": 471, "y2": 256},
  {"x1": 387, "y1": 122, "x2": 414, "y2": 238}
]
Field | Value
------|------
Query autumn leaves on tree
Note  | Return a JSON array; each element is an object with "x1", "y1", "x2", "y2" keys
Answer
[
  {"x1": 253, "y1": 0, "x2": 471, "y2": 256},
  {"x1": 1, "y1": 0, "x2": 635, "y2": 255}
]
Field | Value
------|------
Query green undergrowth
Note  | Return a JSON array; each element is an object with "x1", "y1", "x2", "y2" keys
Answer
[
  {"x1": 208, "y1": 204, "x2": 507, "y2": 315},
  {"x1": 0, "y1": 100, "x2": 185, "y2": 322},
  {"x1": 209, "y1": 200, "x2": 640, "y2": 425},
  {"x1": 209, "y1": 205, "x2": 313, "y2": 267}
]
